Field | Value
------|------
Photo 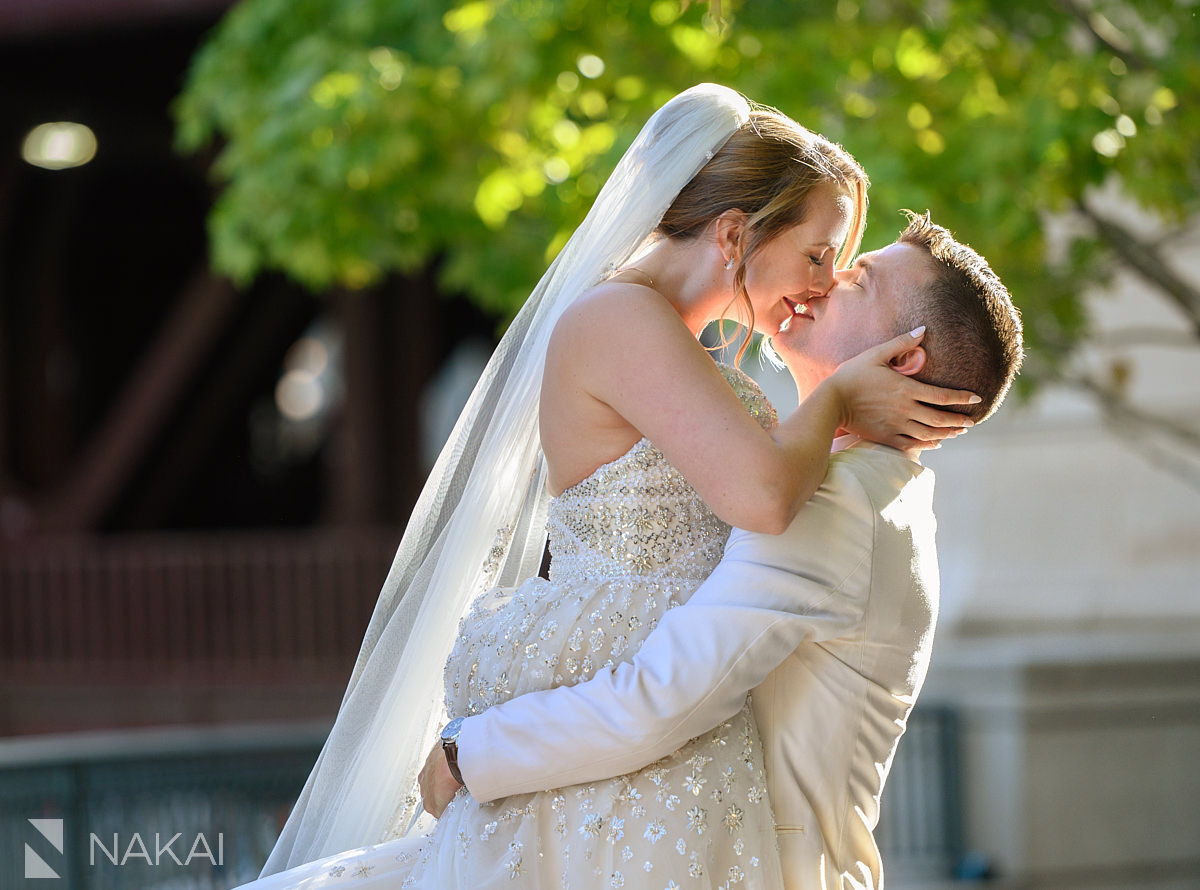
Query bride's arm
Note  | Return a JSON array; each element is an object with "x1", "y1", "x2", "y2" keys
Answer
[{"x1": 551, "y1": 284, "x2": 970, "y2": 533}]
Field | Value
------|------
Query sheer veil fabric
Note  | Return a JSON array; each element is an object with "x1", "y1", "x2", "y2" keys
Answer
[{"x1": 260, "y1": 83, "x2": 752, "y2": 876}]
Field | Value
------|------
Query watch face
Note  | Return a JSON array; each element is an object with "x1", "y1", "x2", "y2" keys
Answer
[{"x1": 441, "y1": 715, "x2": 465, "y2": 741}]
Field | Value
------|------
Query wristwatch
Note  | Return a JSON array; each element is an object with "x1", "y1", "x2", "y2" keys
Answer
[{"x1": 440, "y1": 716, "x2": 467, "y2": 787}]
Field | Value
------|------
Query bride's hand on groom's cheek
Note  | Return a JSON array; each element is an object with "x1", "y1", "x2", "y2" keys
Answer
[{"x1": 418, "y1": 740, "x2": 463, "y2": 818}]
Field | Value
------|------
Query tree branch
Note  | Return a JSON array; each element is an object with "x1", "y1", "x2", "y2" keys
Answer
[
  {"x1": 1053, "y1": 0, "x2": 1151, "y2": 71},
  {"x1": 1077, "y1": 199, "x2": 1200, "y2": 337},
  {"x1": 1091, "y1": 326, "x2": 1200, "y2": 350},
  {"x1": 1063, "y1": 371, "x2": 1200, "y2": 491},
  {"x1": 1078, "y1": 376, "x2": 1200, "y2": 448}
]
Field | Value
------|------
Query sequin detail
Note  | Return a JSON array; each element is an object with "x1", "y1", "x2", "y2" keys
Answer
[{"x1": 405, "y1": 365, "x2": 782, "y2": 888}]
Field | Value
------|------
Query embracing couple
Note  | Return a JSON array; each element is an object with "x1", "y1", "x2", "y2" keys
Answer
[{"x1": 234, "y1": 84, "x2": 1022, "y2": 889}]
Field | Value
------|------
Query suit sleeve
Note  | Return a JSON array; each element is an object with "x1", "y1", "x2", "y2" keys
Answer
[{"x1": 457, "y1": 459, "x2": 876, "y2": 803}]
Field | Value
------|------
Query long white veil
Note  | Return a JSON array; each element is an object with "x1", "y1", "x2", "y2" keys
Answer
[{"x1": 260, "y1": 83, "x2": 752, "y2": 875}]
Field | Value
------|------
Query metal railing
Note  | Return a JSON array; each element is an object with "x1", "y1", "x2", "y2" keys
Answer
[
  {"x1": 0, "y1": 531, "x2": 399, "y2": 682},
  {"x1": 876, "y1": 704, "x2": 964, "y2": 883},
  {"x1": 0, "y1": 534, "x2": 964, "y2": 884},
  {"x1": 0, "y1": 707, "x2": 964, "y2": 889},
  {"x1": 0, "y1": 725, "x2": 325, "y2": 889}
]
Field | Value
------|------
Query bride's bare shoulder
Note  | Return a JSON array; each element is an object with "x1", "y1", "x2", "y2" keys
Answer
[{"x1": 550, "y1": 280, "x2": 687, "y2": 354}]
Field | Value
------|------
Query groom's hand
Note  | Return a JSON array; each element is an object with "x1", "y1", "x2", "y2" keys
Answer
[{"x1": 418, "y1": 740, "x2": 463, "y2": 818}]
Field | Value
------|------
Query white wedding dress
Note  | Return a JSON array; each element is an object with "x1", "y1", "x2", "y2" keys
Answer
[{"x1": 237, "y1": 363, "x2": 785, "y2": 890}]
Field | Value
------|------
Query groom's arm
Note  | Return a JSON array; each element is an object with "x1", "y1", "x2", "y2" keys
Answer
[{"x1": 456, "y1": 458, "x2": 876, "y2": 803}]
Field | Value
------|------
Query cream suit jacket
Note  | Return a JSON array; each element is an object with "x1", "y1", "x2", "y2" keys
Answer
[{"x1": 457, "y1": 442, "x2": 940, "y2": 889}]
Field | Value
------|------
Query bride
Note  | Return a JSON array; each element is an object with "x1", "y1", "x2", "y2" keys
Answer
[{"x1": 236, "y1": 84, "x2": 973, "y2": 889}]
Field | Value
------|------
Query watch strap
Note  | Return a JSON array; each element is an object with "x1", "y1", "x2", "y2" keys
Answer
[
  {"x1": 443, "y1": 738, "x2": 465, "y2": 786},
  {"x1": 441, "y1": 716, "x2": 467, "y2": 787}
]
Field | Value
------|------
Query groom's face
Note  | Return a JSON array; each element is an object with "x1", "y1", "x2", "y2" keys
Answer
[{"x1": 772, "y1": 241, "x2": 931, "y2": 394}]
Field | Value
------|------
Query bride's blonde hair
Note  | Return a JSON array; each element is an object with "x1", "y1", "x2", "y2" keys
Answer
[{"x1": 658, "y1": 108, "x2": 869, "y2": 362}]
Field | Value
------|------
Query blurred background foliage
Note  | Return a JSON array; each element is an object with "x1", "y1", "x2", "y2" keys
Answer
[{"x1": 173, "y1": 0, "x2": 1200, "y2": 398}]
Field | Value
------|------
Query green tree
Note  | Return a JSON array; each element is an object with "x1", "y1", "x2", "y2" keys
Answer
[{"x1": 174, "y1": 0, "x2": 1200, "y2": 463}]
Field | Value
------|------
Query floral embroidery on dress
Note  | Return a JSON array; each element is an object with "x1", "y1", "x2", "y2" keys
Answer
[
  {"x1": 482, "y1": 524, "x2": 514, "y2": 577},
  {"x1": 403, "y1": 365, "x2": 783, "y2": 888}
]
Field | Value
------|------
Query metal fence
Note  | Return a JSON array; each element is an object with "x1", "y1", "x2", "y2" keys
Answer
[
  {"x1": 0, "y1": 727, "x2": 325, "y2": 890},
  {"x1": 876, "y1": 704, "x2": 964, "y2": 883},
  {"x1": 0, "y1": 707, "x2": 962, "y2": 889},
  {"x1": 0, "y1": 532, "x2": 964, "y2": 885}
]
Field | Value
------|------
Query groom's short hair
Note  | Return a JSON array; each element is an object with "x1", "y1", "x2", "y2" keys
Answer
[{"x1": 896, "y1": 212, "x2": 1024, "y2": 423}]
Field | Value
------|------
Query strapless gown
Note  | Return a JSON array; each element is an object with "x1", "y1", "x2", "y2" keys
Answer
[{"x1": 234, "y1": 363, "x2": 785, "y2": 890}]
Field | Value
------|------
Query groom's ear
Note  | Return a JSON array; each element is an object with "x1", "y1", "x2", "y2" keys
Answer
[{"x1": 889, "y1": 345, "x2": 926, "y2": 377}]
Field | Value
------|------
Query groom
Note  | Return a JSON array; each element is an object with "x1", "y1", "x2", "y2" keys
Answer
[{"x1": 421, "y1": 212, "x2": 1023, "y2": 889}]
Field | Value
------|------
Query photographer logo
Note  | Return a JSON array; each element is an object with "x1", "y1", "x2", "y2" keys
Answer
[
  {"x1": 22, "y1": 818, "x2": 224, "y2": 879},
  {"x1": 25, "y1": 819, "x2": 64, "y2": 879}
]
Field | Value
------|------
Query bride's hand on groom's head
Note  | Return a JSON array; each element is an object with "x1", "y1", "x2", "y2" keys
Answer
[
  {"x1": 829, "y1": 328, "x2": 980, "y2": 450},
  {"x1": 418, "y1": 740, "x2": 463, "y2": 819}
]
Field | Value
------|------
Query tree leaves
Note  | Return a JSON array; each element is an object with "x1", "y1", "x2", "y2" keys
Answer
[{"x1": 174, "y1": 0, "x2": 1199, "y2": 379}]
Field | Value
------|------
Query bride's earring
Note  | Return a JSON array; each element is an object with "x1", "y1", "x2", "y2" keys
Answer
[{"x1": 724, "y1": 256, "x2": 735, "y2": 271}]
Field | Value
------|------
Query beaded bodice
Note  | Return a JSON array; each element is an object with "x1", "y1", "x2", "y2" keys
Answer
[
  {"x1": 445, "y1": 364, "x2": 776, "y2": 720},
  {"x1": 414, "y1": 365, "x2": 787, "y2": 888},
  {"x1": 546, "y1": 363, "x2": 777, "y2": 587}
]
